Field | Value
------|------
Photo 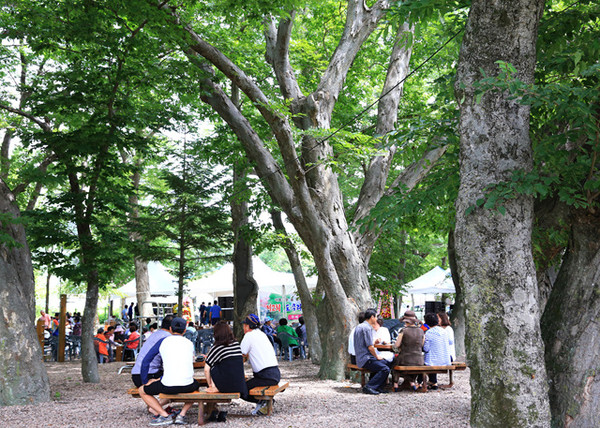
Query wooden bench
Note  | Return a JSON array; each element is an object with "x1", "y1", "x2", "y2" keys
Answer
[
  {"x1": 128, "y1": 380, "x2": 289, "y2": 423},
  {"x1": 347, "y1": 362, "x2": 467, "y2": 390},
  {"x1": 248, "y1": 382, "x2": 289, "y2": 416},
  {"x1": 393, "y1": 362, "x2": 467, "y2": 391},
  {"x1": 346, "y1": 363, "x2": 374, "y2": 387},
  {"x1": 159, "y1": 391, "x2": 239, "y2": 425}
]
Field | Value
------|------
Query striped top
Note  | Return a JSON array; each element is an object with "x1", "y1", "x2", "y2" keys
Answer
[
  {"x1": 205, "y1": 341, "x2": 243, "y2": 367},
  {"x1": 423, "y1": 326, "x2": 451, "y2": 366}
]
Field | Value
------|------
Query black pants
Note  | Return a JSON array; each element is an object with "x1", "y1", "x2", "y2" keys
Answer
[{"x1": 243, "y1": 366, "x2": 281, "y2": 403}]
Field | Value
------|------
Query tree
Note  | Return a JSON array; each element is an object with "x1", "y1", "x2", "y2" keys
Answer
[
  {"x1": 138, "y1": 139, "x2": 232, "y2": 317},
  {"x1": 144, "y1": 0, "x2": 447, "y2": 378},
  {"x1": 0, "y1": 180, "x2": 50, "y2": 405},
  {"x1": 453, "y1": 1, "x2": 550, "y2": 426}
]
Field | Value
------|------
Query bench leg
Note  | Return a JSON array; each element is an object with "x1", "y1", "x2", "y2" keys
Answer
[
  {"x1": 265, "y1": 398, "x2": 274, "y2": 416},
  {"x1": 441, "y1": 370, "x2": 454, "y2": 389},
  {"x1": 198, "y1": 401, "x2": 206, "y2": 425}
]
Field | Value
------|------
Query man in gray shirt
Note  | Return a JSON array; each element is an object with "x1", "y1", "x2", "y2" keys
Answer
[{"x1": 354, "y1": 308, "x2": 392, "y2": 395}]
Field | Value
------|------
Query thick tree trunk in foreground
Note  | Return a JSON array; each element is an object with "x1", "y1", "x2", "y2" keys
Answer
[
  {"x1": 542, "y1": 209, "x2": 600, "y2": 428},
  {"x1": 0, "y1": 181, "x2": 50, "y2": 405},
  {"x1": 271, "y1": 210, "x2": 322, "y2": 363},
  {"x1": 454, "y1": 1, "x2": 550, "y2": 427}
]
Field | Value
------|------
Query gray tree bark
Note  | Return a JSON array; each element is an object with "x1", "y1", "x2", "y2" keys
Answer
[
  {"x1": 0, "y1": 180, "x2": 50, "y2": 405},
  {"x1": 447, "y1": 229, "x2": 465, "y2": 360},
  {"x1": 541, "y1": 209, "x2": 600, "y2": 428},
  {"x1": 231, "y1": 163, "x2": 258, "y2": 340},
  {"x1": 454, "y1": 1, "x2": 550, "y2": 427},
  {"x1": 270, "y1": 210, "x2": 322, "y2": 363}
]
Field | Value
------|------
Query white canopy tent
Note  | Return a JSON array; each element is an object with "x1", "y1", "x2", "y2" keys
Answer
[
  {"x1": 110, "y1": 261, "x2": 178, "y2": 301},
  {"x1": 189, "y1": 256, "x2": 317, "y2": 299},
  {"x1": 405, "y1": 266, "x2": 456, "y2": 295}
]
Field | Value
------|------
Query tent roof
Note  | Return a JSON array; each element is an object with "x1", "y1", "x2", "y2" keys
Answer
[
  {"x1": 111, "y1": 261, "x2": 178, "y2": 298},
  {"x1": 188, "y1": 256, "x2": 316, "y2": 298},
  {"x1": 404, "y1": 266, "x2": 455, "y2": 294}
]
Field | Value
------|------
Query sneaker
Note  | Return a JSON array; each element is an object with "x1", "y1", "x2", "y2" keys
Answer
[
  {"x1": 149, "y1": 414, "x2": 174, "y2": 426},
  {"x1": 257, "y1": 403, "x2": 270, "y2": 416},
  {"x1": 251, "y1": 400, "x2": 268, "y2": 416},
  {"x1": 173, "y1": 414, "x2": 188, "y2": 425}
]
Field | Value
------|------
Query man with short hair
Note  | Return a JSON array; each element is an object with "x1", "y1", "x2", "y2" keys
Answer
[
  {"x1": 131, "y1": 315, "x2": 173, "y2": 388},
  {"x1": 348, "y1": 311, "x2": 365, "y2": 364},
  {"x1": 39, "y1": 310, "x2": 52, "y2": 330},
  {"x1": 354, "y1": 308, "x2": 392, "y2": 395},
  {"x1": 240, "y1": 314, "x2": 281, "y2": 416},
  {"x1": 138, "y1": 317, "x2": 199, "y2": 426},
  {"x1": 122, "y1": 305, "x2": 129, "y2": 322}
]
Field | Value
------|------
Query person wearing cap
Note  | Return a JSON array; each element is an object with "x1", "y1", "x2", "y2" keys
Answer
[
  {"x1": 353, "y1": 308, "x2": 392, "y2": 395},
  {"x1": 138, "y1": 316, "x2": 200, "y2": 426},
  {"x1": 240, "y1": 313, "x2": 281, "y2": 416},
  {"x1": 391, "y1": 310, "x2": 424, "y2": 391}
]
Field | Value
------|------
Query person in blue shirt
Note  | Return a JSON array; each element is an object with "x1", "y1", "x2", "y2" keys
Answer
[
  {"x1": 353, "y1": 308, "x2": 392, "y2": 395},
  {"x1": 209, "y1": 300, "x2": 222, "y2": 326}
]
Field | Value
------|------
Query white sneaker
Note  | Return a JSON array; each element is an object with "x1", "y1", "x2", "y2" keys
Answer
[{"x1": 251, "y1": 400, "x2": 267, "y2": 416}]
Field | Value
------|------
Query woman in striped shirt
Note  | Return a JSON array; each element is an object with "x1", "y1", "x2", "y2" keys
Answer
[{"x1": 204, "y1": 321, "x2": 248, "y2": 397}]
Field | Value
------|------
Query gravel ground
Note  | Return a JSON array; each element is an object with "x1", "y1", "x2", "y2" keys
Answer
[{"x1": 0, "y1": 359, "x2": 471, "y2": 427}]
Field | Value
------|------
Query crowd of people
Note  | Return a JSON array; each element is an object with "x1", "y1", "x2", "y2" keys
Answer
[{"x1": 350, "y1": 308, "x2": 455, "y2": 395}]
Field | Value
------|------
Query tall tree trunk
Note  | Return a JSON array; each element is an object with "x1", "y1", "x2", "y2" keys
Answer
[
  {"x1": 270, "y1": 210, "x2": 322, "y2": 363},
  {"x1": 0, "y1": 180, "x2": 50, "y2": 405},
  {"x1": 231, "y1": 163, "x2": 258, "y2": 339},
  {"x1": 542, "y1": 209, "x2": 600, "y2": 428},
  {"x1": 80, "y1": 266, "x2": 100, "y2": 383},
  {"x1": 128, "y1": 166, "x2": 152, "y2": 318},
  {"x1": 69, "y1": 172, "x2": 101, "y2": 383},
  {"x1": 447, "y1": 229, "x2": 465, "y2": 360},
  {"x1": 454, "y1": 1, "x2": 550, "y2": 426}
]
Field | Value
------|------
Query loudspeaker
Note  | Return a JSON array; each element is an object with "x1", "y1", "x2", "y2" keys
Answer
[
  {"x1": 218, "y1": 296, "x2": 234, "y2": 309},
  {"x1": 222, "y1": 308, "x2": 234, "y2": 321},
  {"x1": 425, "y1": 301, "x2": 445, "y2": 314}
]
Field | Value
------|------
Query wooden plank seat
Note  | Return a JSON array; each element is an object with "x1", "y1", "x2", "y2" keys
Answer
[
  {"x1": 346, "y1": 363, "x2": 374, "y2": 387},
  {"x1": 248, "y1": 382, "x2": 289, "y2": 416},
  {"x1": 127, "y1": 378, "x2": 208, "y2": 397},
  {"x1": 393, "y1": 362, "x2": 467, "y2": 391},
  {"x1": 128, "y1": 380, "x2": 289, "y2": 423},
  {"x1": 348, "y1": 362, "x2": 467, "y2": 390}
]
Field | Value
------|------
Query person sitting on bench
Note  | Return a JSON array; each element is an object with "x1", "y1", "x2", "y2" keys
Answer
[
  {"x1": 422, "y1": 312, "x2": 451, "y2": 390},
  {"x1": 240, "y1": 313, "x2": 281, "y2": 416},
  {"x1": 354, "y1": 308, "x2": 392, "y2": 395},
  {"x1": 138, "y1": 317, "x2": 200, "y2": 426}
]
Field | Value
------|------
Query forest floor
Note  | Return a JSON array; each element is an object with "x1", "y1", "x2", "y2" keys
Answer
[{"x1": 0, "y1": 359, "x2": 471, "y2": 427}]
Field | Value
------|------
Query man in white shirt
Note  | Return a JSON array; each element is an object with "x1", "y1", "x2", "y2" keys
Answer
[
  {"x1": 138, "y1": 317, "x2": 199, "y2": 426},
  {"x1": 240, "y1": 313, "x2": 281, "y2": 416}
]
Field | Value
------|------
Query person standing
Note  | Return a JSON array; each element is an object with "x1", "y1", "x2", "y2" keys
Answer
[
  {"x1": 240, "y1": 314, "x2": 281, "y2": 416},
  {"x1": 127, "y1": 303, "x2": 134, "y2": 322},
  {"x1": 204, "y1": 302, "x2": 212, "y2": 325},
  {"x1": 122, "y1": 305, "x2": 129, "y2": 322},
  {"x1": 39, "y1": 310, "x2": 52, "y2": 330},
  {"x1": 199, "y1": 302, "x2": 206, "y2": 325},
  {"x1": 209, "y1": 300, "x2": 222, "y2": 326},
  {"x1": 354, "y1": 308, "x2": 392, "y2": 395}
]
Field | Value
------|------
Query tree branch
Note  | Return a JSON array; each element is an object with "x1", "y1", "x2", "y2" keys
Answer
[
  {"x1": 0, "y1": 102, "x2": 51, "y2": 132},
  {"x1": 265, "y1": 13, "x2": 303, "y2": 101},
  {"x1": 307, "y1": 0, "x2": 390, "y2": 126}
]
